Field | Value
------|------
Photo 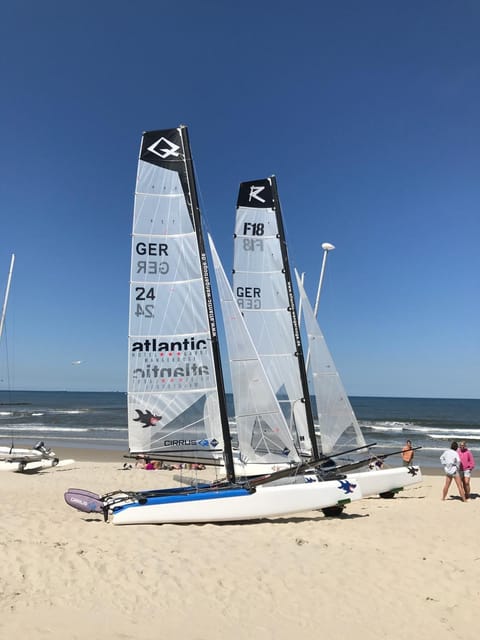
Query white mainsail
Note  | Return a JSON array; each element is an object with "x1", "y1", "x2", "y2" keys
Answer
[
  {"x1": 208, "y1": 235, "x2": 301, "y2": 468},
  {"x1": 128, "y1": 127, "x2": 229, "y2": 467},
  {"x1": 232, "y1": 178, "x2": 316, "y2": 458},
  {"x1": 295, "y1": 270, "x2": 367, "y2": 454}
]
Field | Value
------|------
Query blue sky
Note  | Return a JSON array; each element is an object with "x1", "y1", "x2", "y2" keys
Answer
[{"x1": 0, "y1": 1, "x2": 478, "y2": 398}]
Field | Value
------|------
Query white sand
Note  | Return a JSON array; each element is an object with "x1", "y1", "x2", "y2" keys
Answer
[{"x1": 1, "y1": 458, "x2": 479, "y2": 640}]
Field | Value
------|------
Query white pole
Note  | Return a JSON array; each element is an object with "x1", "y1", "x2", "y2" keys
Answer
[
  {"x1": 313, "y1": 242, "x2": 335, "y2": 318},
  {"x1": 0, "y1": 254, "x2": 15, "y2": 342},
  {"x1": 304, "y1": 243, "x2": 334, "y2": 373}
]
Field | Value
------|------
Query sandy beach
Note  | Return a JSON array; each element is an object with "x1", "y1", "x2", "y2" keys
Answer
[{"x1": 1, "y1": 449, "x2": 479, "y2": 640}]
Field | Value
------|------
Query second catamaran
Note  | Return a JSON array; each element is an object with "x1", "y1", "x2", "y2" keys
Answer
[{"x1": 232, "y1": 175, "x2": 422, "y2": 498}]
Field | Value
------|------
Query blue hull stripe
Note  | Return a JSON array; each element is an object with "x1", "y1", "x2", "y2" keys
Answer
[
  {"x1": 113, "y1": 487, "x2": 250, "y2": 513},
  {"x1": 134, "y1": 482, "x2": 213, "y2": 497}
]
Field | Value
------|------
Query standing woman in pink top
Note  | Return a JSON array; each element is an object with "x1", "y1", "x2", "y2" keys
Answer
[{"x1": 458, "y1": 441, "x2": 475, "y2": 500}]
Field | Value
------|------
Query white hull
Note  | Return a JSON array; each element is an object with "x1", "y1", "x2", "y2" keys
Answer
[
  {"x1": 111, "y1": 477, "x2": 362, "y2": 525},
  {"x1": 0, "y1": 446, "x2": 49, "y2": 463},
  {"x1": 352, "y1": 465, "x2": 422, "y2": 497},
  {"x1": 0, "y1": 458, "x2": 75, "y2": 473},
  {"x1": 231, "y1": 458, "x2": 422, "y2": 495}
]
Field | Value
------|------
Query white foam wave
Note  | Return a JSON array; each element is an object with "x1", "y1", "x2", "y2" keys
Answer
[
  {"x1": 428, "y1": 433, "x2": 480, "y2": 441},
  {"x1": 364, "y1": 422, "x2": 404, "y2": 432},
  {"x1": 47, "y1": 410, "x2": 87, "y2": 415}
]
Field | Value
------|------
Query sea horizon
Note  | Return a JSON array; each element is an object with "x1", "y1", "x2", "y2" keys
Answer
[{"x1": 2, "y1": 389, "x2": 478, "y2": 401}]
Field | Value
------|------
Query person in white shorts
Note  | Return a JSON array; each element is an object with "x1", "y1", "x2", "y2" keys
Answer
[{"x1": 440, "y1": 441, "x2": 466, "y2": 502}]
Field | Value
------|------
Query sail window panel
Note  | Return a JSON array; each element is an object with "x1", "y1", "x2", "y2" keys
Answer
[
  {"x1": 236, "y1": 413, "x2": 297, "y2": 463},
  {"x1": 130, "y1": 233, "x2": 199, "y2": 284},
  {"x1": 129, "y1": 278, "x2": 209, "y2": 336}
]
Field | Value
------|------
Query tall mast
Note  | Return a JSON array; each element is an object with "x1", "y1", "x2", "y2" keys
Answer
[
  {"x1": 179, "y1": 126, "x2": 235, "y2": 482},
  {"x1": 269, "y1": 176, "x2": 320, "y2": 459},
  {"x1": 0, "y1": 254, "x2": 15, "y2": 343}
]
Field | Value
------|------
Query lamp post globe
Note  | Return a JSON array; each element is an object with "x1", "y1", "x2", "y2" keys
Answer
[{"x1": 314, "y1": 242, "x2": 336, "y2": 317}]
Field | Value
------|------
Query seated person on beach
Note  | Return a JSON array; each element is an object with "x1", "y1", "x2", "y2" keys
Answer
[
  {"x1": 135, "y1": 455, "x2": 146, "y2": 469},
  {"x1": 145, "y1": 458, "x2": 164, "y2": 470},
  {"x1": 144, "y1": 458, "x2": 155, "y2": 470},
  {"x1": 368, "y1": 458, "x2": 384, "y2": 470},
  {"x1": 135, "y1": 456, "x2": 157, "y2": 470},
  {"x1": 440, "y1": 441, "x2": 466, "y2": 502}
]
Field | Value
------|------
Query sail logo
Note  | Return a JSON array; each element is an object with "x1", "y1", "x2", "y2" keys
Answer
[
  {"x1": 131, "y1": 338, "x2": 207, "y2": 352},
  {"x1": 133, "y1": 409, "x2": 162, "y2": 428},
  {"x1": 164, "y1": 438, "x2": 219, "y2": 448},
  {"x1": 147, "y1": 137, "x2": 181, "y2": 159},
  {"x1": 132, "y1": 362, "x2": 210, "y2": 379},
  {"x1": 248, "y1": 185, "x2": 266, "y2": 204},
  {"x1": 338, "y1": 479, "x2": 357, "y2": 494}
]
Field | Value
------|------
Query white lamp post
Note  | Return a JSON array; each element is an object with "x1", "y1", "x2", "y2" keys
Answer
[
  {"x1": 313, "y1": 242, "x2": 335, "y2": 318},
  {"x1": 0, "y1": 254, "x2": 15, "y2": 343}
]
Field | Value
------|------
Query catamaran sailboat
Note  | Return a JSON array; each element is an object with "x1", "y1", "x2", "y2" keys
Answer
[
  {"x1": 232, "y1": 176, "x2": 422, "y2": 498},
  {"x1": 0, "y1": 255, "x2": 73, "y2": 472},
  {"x1": 65, "y1": 125, "x2": 363, "y2": 524}
]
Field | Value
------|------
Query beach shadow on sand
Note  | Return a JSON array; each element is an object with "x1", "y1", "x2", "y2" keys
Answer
[
  {"x1": 374, "y1": 494, "x2": 425, "y2": 501},
  {"x1": 166, "y1": 511, "x2": 370, "y2": 527},
  {"x1": 447, "y1": 494, "x2": 478, "y2": 501}
]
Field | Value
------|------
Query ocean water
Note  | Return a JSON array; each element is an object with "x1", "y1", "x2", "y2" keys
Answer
[
  {"x1": 351, "y1": 396, "x2": 480, "y2": 469},
  {"x1": 0, "y1": 391, "x2": 479, "y2": 470}
]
